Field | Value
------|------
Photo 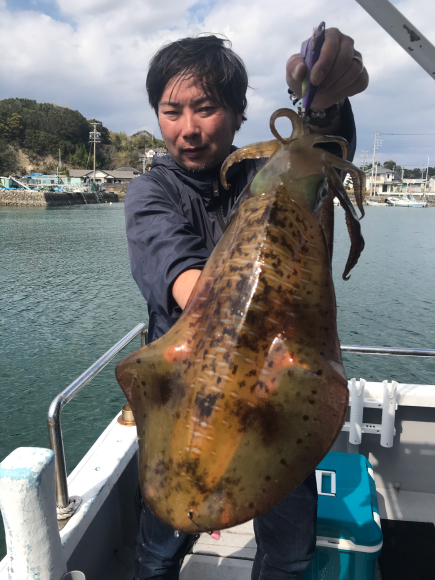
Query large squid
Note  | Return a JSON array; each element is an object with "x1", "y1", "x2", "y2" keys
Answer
[{"x1": 116, "y1": 108, "x2": 366, "y2": 533}]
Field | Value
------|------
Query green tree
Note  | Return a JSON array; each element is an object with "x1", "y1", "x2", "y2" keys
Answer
[
  {"x1": 0, "y1": 139, "x2": 20, "y2": 174},
  {"x1": 68, "y1": 143, "x2": 90, "y2": 168}
]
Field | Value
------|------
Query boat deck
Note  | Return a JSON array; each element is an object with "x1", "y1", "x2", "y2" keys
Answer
[
  {"x1": 182, "y1": 522, "x2": 384, "y2": 580},
  {"x1": 182, "y1": 522, "x2": 256, "y2": 580}
]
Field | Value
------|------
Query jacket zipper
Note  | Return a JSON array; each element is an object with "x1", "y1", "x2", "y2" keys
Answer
[{"x1": 213, "y1": 180, "x2": 227, "y2": 234}]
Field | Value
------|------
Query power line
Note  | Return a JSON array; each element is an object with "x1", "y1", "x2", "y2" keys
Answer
[{"x1": 380, "y1": 133, "x2": 435, "y2": 135}]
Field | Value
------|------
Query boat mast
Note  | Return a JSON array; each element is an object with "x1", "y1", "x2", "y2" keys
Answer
[{"x1": 355, "y1": 0, "x2": 435, "y2": 81}]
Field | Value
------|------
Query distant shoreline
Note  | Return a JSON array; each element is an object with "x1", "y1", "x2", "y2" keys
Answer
[
  {"x1": 1, "y1": 190, "x2": 434, "y2": 208},
  {"x1": 0, "y1": 190, "x2": 126, "y2": 207}
]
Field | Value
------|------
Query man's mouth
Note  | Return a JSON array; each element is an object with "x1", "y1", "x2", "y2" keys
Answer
[{"x1": 181, "y1": 146, "x2": 207, "y2": 158}]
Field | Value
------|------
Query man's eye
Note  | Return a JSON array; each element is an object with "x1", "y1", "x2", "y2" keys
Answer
[
  {"x1": 199, "y1": 107, "x2": 215, "y2": 113},
  {"x1": 164, "y1": 110, "x2": 179, "y2": 116}
]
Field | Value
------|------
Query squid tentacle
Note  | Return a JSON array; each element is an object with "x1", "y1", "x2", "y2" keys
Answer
[
  {"x1": 319, "y1": 150, "x2": 366, "y2": 218},
  {"x1": 220, "y1": 139, "x2": 280, "y2": 190},
  {"x1": 310, "y1": 134, "x2": 349, "y2": 163},
  {"x1": 326, "y1": 166, "x2": 365, "y2": 280},
  {"x1": 346, "y1": 167, "x2": 366, "y2": 217}
]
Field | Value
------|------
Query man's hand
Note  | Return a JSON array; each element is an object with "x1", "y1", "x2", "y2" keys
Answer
[{"x1": 286, "y1": 28, "x2": 369, "y2": 111}]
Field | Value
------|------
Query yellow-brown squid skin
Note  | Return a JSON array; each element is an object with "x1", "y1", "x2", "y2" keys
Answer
[{"x1": 116, "y1": 108, "x2": 366, "y2": 533}]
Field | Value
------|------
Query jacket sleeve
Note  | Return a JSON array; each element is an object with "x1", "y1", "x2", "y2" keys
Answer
[{"x1": 125, "y1": 172, "x2": 210, "y2": 318}]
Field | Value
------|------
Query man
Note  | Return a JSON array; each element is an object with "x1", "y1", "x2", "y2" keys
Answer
[{"x1": 126, "y1": 31, "x2": 368, "y2": 580}]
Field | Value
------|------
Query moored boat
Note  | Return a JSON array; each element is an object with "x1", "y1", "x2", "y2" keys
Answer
[{"x1": 386, "y1": 195, "x2": 428, "y2": 208}]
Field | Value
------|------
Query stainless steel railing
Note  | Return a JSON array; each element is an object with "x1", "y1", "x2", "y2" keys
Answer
[
  {"x1": 47, "y1": 328, "x2": 434, "y2": 512},
  {"x1": 340, "y1": 345, "x2": 435, "y2": 357},
  {"x1": 47, "y1": 323, "x2": 147, "y2": 510}
]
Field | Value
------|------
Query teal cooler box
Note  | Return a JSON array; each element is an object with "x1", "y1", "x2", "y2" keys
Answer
[{"x1": 303, "y1": 452, "x2": 383, "y2": 580}]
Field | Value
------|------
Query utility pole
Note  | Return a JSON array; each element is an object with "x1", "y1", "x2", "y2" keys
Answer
[
  {"x1": 371, "y1": 133, "x2": 382, "y2": 196},
  {"x1": 360, "y1": 150, "x2": 369, "y2": 169},
  {"x1": 420, "y1": 164, "x2": 425, "y2": 179},
  {"x1": 89, "y1": 123, "x2": 101, "y2": 187},
  {"x1": 424, "y1": 155, "x2": 429, "y2": 198}
]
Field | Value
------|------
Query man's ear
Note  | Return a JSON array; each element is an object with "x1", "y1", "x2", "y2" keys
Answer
[{"x1": 235, "y1": 113, "x2": 243, "y2": 131}]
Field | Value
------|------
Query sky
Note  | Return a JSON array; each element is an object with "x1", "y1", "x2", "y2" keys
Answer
[{"x1": 1, "y1": 0, "x2": 434, "y2": 169}]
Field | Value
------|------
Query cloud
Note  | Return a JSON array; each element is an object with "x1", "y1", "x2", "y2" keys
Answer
[{"x1": 0, "y1": 0, "x2": 434, "y2": 166}]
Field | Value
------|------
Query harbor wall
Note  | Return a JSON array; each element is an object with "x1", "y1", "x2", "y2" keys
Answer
[{"x1": 0, "y1": 190, "x2": 126, "y2": 207}]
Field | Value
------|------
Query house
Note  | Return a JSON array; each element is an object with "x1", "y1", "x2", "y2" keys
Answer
[
  {"x1": 402, "y1": 179, "x2": 426, "y2": 194},
  {"x1": 365, "y1": 167, "x2": 402, "y2": 195},
  {"x1": 114, "y1": 167, "x2": 141, "y2": 176},
  {"x1": 20, "y1": 173, "x2": 82, "y2": 187},
  {"x1": 69, "y1": 169, "x2": 139, "y2": 185}
]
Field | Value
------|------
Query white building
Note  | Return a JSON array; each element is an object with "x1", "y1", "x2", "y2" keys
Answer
[
  {"x1": 69, "y1": 169, "x2": 140, "y2": 185},
  {"x1": 401, "y1": 179, "x2": 426, "y2": 194},
  {"x1": 139, "y1": 148, "x2": 168, "y2": 165},
  {"x1": 365, "y1": 167, "x2": 402, "y2": 195}
]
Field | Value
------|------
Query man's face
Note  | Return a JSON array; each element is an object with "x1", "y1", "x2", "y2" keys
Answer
[{"x1": 158, "y1": 75, "x2": 242, "y2": 172}]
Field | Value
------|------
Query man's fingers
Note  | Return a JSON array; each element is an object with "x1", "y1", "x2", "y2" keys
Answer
[
  {"x1": 310, "y1": 27, "x2": 340, "y2": 86},
  {"x1": 285, "y1": 30, "x2": 368, "y2": 109},
  {"x1": 342, "y1": 67, "x2": 369, "y2": 97},
  {"x1": 286, "y1": 55, "x2": 307, "y2": 97},
  {"x1": 318, "y1": 52, "x2": 363, "y2": 95},
  {"x1": 317, "y1": 37, "x2": 355, "y2": 91},
  {"x1": 310, "y1": 67, "x2": 369, "y2": 110}
]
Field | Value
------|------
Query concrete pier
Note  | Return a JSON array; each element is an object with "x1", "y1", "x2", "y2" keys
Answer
[{"x1": 0, "y1": 190, "x2": 126, "y2": 207}]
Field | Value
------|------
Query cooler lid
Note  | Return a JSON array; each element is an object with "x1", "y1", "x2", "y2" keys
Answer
[{"x1": 315, "y1": 452, "x2": 383, "y2": 548}]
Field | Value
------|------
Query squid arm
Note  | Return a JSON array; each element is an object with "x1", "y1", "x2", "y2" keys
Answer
[
  {"x1": 326, "y1": 165, "x2": 365, "y2": 280},
  {"x1": 220, "y1": 139, "x2": 280, "y2": 190},
  {"x1": 319, "y1": 150, "x2": 366, "y2": 219},
  {"x1": 311, "y1": 134, "x2": 349, "y2": 164}
]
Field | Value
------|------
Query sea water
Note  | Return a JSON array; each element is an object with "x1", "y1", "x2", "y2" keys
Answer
[{"x1": 0, "y1": 203, "x2": 434, "y2": 558}]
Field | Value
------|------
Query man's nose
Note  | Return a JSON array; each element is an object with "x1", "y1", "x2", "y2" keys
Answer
[{"x1": 181, "y1": 112, "x2": 200, "y2": 140}]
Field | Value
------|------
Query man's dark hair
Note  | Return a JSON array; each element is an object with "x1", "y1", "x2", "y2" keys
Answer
[{"x1": 146, "y1": 35, "x2": 248, "y2": 122}]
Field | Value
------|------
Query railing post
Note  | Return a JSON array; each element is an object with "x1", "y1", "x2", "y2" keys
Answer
[
  {"x1": 349, "y1": 378, "x2": 366, "y2": 445},
  {"x1": 47, "y1": 397, "x2": 70, "y2": 509},
  {"x1": 381, "y1": 380, "x2": 398, "y2": 448},
  {"x1": 0, "y1": 448, "x2": 67, "y2": 580}
]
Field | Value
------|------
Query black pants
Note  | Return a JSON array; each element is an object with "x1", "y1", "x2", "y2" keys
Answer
[{"x1": 134, "y1": 472, "x2": 318, "y2": 580}]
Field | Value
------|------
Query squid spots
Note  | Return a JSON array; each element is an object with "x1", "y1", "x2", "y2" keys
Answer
[{"x1": 195, "y1": 393, "x2": 220, "y2": 418}]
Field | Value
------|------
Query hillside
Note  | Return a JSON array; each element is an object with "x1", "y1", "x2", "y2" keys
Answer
[{"x1": 0, "y1": 98, "x2": 165, "y2": 175}]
